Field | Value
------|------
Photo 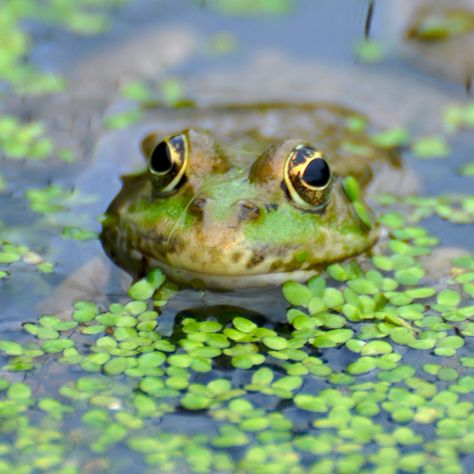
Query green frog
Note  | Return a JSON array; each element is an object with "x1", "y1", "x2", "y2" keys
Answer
[{"x1": 101, "y1": 103, "x2": 400, "y2": 290}]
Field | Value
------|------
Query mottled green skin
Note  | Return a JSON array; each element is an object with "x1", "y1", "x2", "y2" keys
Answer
[{"x1": 101, "y1": 103, "x2": 398, "y2": 289}]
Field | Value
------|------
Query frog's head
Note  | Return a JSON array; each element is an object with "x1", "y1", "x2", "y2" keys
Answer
[{"x1": 102, "y1": 128, "x2": 379, "y2": 289}]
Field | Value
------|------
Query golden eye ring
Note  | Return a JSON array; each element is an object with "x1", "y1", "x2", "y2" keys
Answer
[
  {"x1": 148, "y1": 133, "x2": 189, "y2": 194},
  {"x1": 284, "y1": 144, "x2": 333, "y2": 210}
]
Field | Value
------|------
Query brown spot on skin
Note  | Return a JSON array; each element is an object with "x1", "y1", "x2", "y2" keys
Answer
[
  {"x1": 232, "y1": 251, "x2": 242, "y2": 263},
  {"x1": 273, "y1": 245, "x2": 296, "y2": 258},
  {"x1": 283, "y1": 260, "x2": 303, "y2": 272},
  {"x1": 270, "y1": 260, "x2": 283, "y2": 271},
  {"x1": 127, "y1": 225, "x2": 184, "y2": 255},
  {"x1": 238, "y1": 200, "x2": 261, "y2": 222},
  {"x1": 265, "y1": 203, "x2": 278, "y2": 212},
  {"x1": 246, "y1": 250, "x2": 265, "y2": 269},
  {"x1": 189, "y1": 198, "x2": 207, "y2": 218}
]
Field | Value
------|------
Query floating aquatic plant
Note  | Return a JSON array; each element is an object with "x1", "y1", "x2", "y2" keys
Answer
[
  {"x1": 0, "y1": 207, "x2": 472, "y2": 472},
  {"x1": 0, "y1": 0, "x2": 127, "y2": 95}
]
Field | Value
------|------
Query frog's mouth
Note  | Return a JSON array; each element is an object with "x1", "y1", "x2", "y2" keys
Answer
[
  {"x1": 101, "y1": 226, "x2": 313, "y2": 289},
  {"x1": 148, "y1": 257, "x2": 322, "y2": 290},
  {"x1": 102, "y1": 222, "x2": 378, "y2": 290}
]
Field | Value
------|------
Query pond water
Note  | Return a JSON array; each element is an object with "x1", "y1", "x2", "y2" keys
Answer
[{"x1": 0, "y1": 1, "x2": 473, "y2": 473}]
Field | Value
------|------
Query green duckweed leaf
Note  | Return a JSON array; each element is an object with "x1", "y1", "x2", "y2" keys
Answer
[
  {"x1": 412, "y1": 136, "x2": 450, "y2": 159},
  {"x1": 0, "y1": 341, "x2": 23, "y2": 356},
  {"x1": 262, "y1": 336, "x2": 288, "y2": 350},
  {"x1": 282, "y1": 281, "x2": 312, "y2": 306},
  {"x1": 7, "y1": 383, "x2": 31, "y2": 400},
  {"x1": 347, "y1": 356, "x2": 378, "y2": 375},
  {"x1": 181, "y1": 394, "x2": 212, "y2": 410},
  {"x1": 342, "y1": 176, "x2": 360, "y2": 202},
  {"x1": 128, "y1": 279, "x2": 155, "y2": 301},
  {"x1": 436, "y1": 289, "x2": 461, "y2": 307},
  {"x1": 313, "y1": 329, "x2": 354, "y2": 348},
  {"x1": 354, "y1": 39, "x2": 385, "y2": 63},
  {"x1": 232, "y1": 317, "x2": 257, "y2": 333}
]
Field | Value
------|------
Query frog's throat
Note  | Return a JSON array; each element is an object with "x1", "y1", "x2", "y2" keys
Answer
[{"x1": 147, "y1": 257, "x2": 320, "y2": 290}]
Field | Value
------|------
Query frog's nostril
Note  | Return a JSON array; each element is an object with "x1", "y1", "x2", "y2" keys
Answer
[
  {"x1": 238, "y1": 200, "x2": 261, "y2": 222},
  {"x1": 189, "y1": 197, "x2": 207, "y2": 218}
]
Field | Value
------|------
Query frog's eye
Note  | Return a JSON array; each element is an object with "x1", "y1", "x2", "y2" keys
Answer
[
  {"x1": 284, "y1": 144, "x2": 333, "y2": 210},
  {"x1": 148, "y1": 134, "x2": 188, "y2": 194}
]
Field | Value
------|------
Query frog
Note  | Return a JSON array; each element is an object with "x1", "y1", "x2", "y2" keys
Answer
[{"x1": 100, "y1": 103, "x2": 402, "y2": 290}]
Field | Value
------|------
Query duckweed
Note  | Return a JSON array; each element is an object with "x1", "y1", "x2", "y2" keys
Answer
[
  {"x1": 376, "y1": 193, "x2": 474, "y2": 225},
  {"x1": 2, "y1": 240, "x2": 469, "y2": 472},
  {"x1": 412, "y1": 136, "x2": 450, "y2": 158},
  {"x1": 354, "y1": 39, "x2": 385, "y2": 63},
  {"x1": 371, "y1": 127, "x2": 410, "y2": 148},
  {"x1": 207, "y1": 32, "x2": 239, "y2": 56},
  {"x1": 104, "y1": 109, "x2": 144, "y2": 130},
  {"x1": 0, "y1": 0, "x2": 125, "y2": 94},
  {"x1": 0, "y1": 116, "x2": 53, "y2": 160},
  {"x1": 0, "y1": 237, "x2": 54, "y2": 278},
  {"x1": 105, "y1": 78, "x2": 194, "y2": 129},
  {"x1": 61, "y1": 226, "x2": 98, "y2": 241},
  {"x1": 443, "y1": 102, "x2": 474, "y2": 132},
  {"x1": 460, "y1": 161, "x2": 474, "y2": 176},
  {"x1": 206, "y1": 0, "x2": 292, "y2": 16}
]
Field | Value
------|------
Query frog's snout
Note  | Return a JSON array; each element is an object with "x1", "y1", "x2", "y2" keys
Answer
[{"x1": 188, "y1": 197, "x2": 261, "y2": 223}]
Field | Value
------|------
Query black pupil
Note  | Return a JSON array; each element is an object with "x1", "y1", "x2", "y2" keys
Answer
[
  {"x1": 150, "y1": 141, "x2": 172, "y2": 173},
  {"x1": 302, "y1": 158, "x2": 331, "y2": 187}
]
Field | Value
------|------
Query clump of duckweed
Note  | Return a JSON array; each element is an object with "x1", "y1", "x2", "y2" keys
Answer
[
  {"x1": 460, "y1": 161, "x2": 474, "y2": 177},
  {"x1": 24, "y1": 184, "x2": 98, "y2": 242},
  {"x1": 369, "y1": 122, "x2": 456, "y2": 160},
  {"x1": 354, "y1": 39, "x2": 385, "y2": 64},
  {"x1": 0, "y1": 237, "x2": 53, "y2": 279},
  {"x1": 342, "y1": 176, "x2": 374, "y2": 229},
  {"x1": 370, "y1": 126, "x2": 411, "y2": 149},
  {"x1": 0, "y1": 116, "x2": 53, "y2": 161},
  {"x1": 0, "y1": 0, "x2": 127, "y2": 95},
  {"x1": 0, "y1": 205, "x2": 473, "y2": 473},
  {"x1": 376, "y1": 193, "x2": 474, "y2": 225},
  {"x1": 104, "y1": 78, "x2": 194, "y2": 130},
  {"x1": 0, "y1": 114, "x2": 76, "y2": 163},
  {"x1": 26, "y1": 185, "x2": 99, "y2": 215},
  {"x1": 60, "y1": 227, "x2": 98, "y2": 242},
  {"x1": 206, "y1": 32, "x2": 239, "y2": 56},
  {"x1": 443, "y1": 102, "x2": 474, "y2": 132},
  {"x1": 0, "y1": 114, "x2": 77, "y2": 165},
  {"x1": 202, "y1": 0, "x2": 293, "y2": 16},
  {"x1": 411, "y1": 136, "x2": 451, "y2": 159}
]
